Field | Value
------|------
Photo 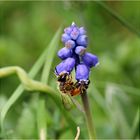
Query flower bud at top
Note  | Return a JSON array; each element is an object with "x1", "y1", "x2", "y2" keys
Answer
[
  {"x1": 61, "y1": 33, "x2": 71, "y2": 43},
  {"x1": 71, "y1": 22, "x2": 77, "y2": 28},
  {"x1": 76, "y1": 35, "x2": 88, "y2": 46},
  {"x1": 75, "y1": 46, "x2": 86, "y2": 55},
  {"x1": 57, "y1": 47, "x2": 72, "y2": 60},
  {"x1": 79, "y1": 27, "x2": 86, "y2": 35},
  {"x1": 65, "y1": 40, "x2": 75, "y2": 49},
  {"x1": 70, "y1": 27, "x2": 80, "y2": 40},
  {"x1": 82, "y1": 52, "x2": 99, "y2": 68},
  {"x1": 55, "y1": 57, "x2": 75, "y2": 75},
  {"x1": 75, "y1": 64, "x2": 90, "y2": 81}
]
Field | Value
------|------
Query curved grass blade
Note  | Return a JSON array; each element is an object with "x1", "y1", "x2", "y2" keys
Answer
[
  {"x1": 0, "y1": 27, "x2": 78, "y2": 136},
  {"x1": 37, "y1": 25, "x2": 61, "y2": 140},
  {"x1": 39, "y1": 25, "x2": 76, "y2": 136}
]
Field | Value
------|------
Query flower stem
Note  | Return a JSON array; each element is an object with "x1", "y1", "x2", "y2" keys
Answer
[{"x1": 81, "y1": 92, "x2": 96, "y2": 139}]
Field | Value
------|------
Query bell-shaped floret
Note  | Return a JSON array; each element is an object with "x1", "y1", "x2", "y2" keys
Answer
[
  {"x1": 75, "y1": 46, "x2": 86, "y2": 55},
  {"x1": 75, "y1": 64, "x2": 90, "y2": 81},
  {"x1": 61, "y1": 33, "x2": 71, "y2": 43},
  {"x1": 76, "y1": 35, "x2": 88, "y2": 46},
  {"x1": 82, "y1": 52, "x2": 99, "y2": 68},
  {"x1": 65, "y1": 40, "x2": 75, "y2": 49},
  {"x1": 55, "y1": 57, "x2": 75, "y2": 75},
  {"x1": 57, "y1": 47, "x2": 72, "y2": 60}
]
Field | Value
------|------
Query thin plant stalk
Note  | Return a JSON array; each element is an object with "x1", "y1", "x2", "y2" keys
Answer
[
  {"x1": 81, "y1": 92, "x2": 96, "y2": 139},
  {"x1": 96, "y1": 1, "x2": 140, "y2": 37}
]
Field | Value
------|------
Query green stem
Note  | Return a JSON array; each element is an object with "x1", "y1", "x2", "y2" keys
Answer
[{"x1": 81, "y1": 92, "x2": 96, "y2": 139}]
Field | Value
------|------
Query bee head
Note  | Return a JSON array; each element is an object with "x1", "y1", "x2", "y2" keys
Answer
[
  {"x1": 75, "y1": 79, "x2": 90, "y2": 89},
  {"x1": 57, "y1": 72, "x2": 69, "y2": 82}
]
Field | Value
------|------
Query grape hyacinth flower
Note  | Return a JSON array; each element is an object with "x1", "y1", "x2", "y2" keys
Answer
[
  {"x1": 55, "y1": 22, "x2": 98, "y2": 139},
  {"x1": 55, "y1": 22, "x2": 99, "y2": 95}
]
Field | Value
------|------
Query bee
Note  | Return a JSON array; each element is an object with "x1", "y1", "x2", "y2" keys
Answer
[
  {"x1": 55, "y1": 66, "x2": 90, "y2": 96},
  {"x1": 55, "y1": 70, "x2": 90, "y2": 96},
  {"x1": 56, "y1": 72, "x2": 74, "y2": 94},
  {"x1": 71, "y1": 80, "x2": 90, "y2": 96}
]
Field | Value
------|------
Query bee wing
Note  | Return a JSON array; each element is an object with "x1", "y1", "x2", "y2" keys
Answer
[
  {"x1": 60, "y1": 92, "x2": 74, "y2": 110},
  {"x1": 59, "y1": 91, "x2": 84, "y2": 113},
  {"x1": 69, "y1": 96, "x2": 85, "y2": 113}
]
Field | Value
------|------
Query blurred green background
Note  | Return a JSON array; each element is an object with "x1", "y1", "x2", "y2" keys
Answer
[{"x1": 0, "y1": 1, "x2": 140, "y2": 139}]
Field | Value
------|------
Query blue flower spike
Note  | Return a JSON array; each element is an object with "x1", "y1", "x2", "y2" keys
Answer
[{"x1": 55, "y1": 22, "x2": 99, "y2": 96}]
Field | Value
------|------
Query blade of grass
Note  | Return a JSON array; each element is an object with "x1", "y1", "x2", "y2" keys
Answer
[
  {"x1": 38, "y1": 24, "x2": 77, "y2": 137},
  {"x1": 96, "y1": 1, "x2": 140, "y2": 37},
  {"x1": 37, "y1": 25, "x2": 62, "y2": 140},
  {"x1": 131, "y1": 107, "x2": 140, "y2": 139},
  {"x1": 37, "y1": 99, "x2": 47, "y2": 140},
  {"x1": 105, "y1": 85, "x2": 131, "y2": 138},
  {"x1": 0, "y1": 66, "x2": 78, "y2": 136},
  {"x1": 96, "y1": 81, "x2": 140, "y2": 97},
  {"x1": 90, "y1": 86, "x2": 109, "y2": 116},
  {"x1": 0, "y1": 26, "x2": 78, "y2": 136},
  {"x1": 0, "y1": 65, "x2": 77, "y2": 136}
]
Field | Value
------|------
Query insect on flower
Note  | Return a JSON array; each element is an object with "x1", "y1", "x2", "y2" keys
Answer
[
  {"x1": 55, "y1": 68, "x2": 90, "y2": 96},
  {"x1": 71, "y1": 80, "x2": 90, "y2": 96},
  {"x1": 55, "y1": 70, "x2": 81, "y2": 96},
  {"x1": 56, "y1": 71, "x2": 74, "y2": 94}
]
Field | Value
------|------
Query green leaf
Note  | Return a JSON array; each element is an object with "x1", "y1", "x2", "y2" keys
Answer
[{"x1": 41, "y1": 26, "x2": 62, "y2": 83}]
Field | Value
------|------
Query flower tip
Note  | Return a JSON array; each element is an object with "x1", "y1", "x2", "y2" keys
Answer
[{"x1": 72, "y1": 21, "x2": 76, "y2": 26}]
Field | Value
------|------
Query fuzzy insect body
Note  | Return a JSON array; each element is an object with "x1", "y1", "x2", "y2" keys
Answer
[{"x1": 56, "y1": 72, "x2": 90, "y2": 96}]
